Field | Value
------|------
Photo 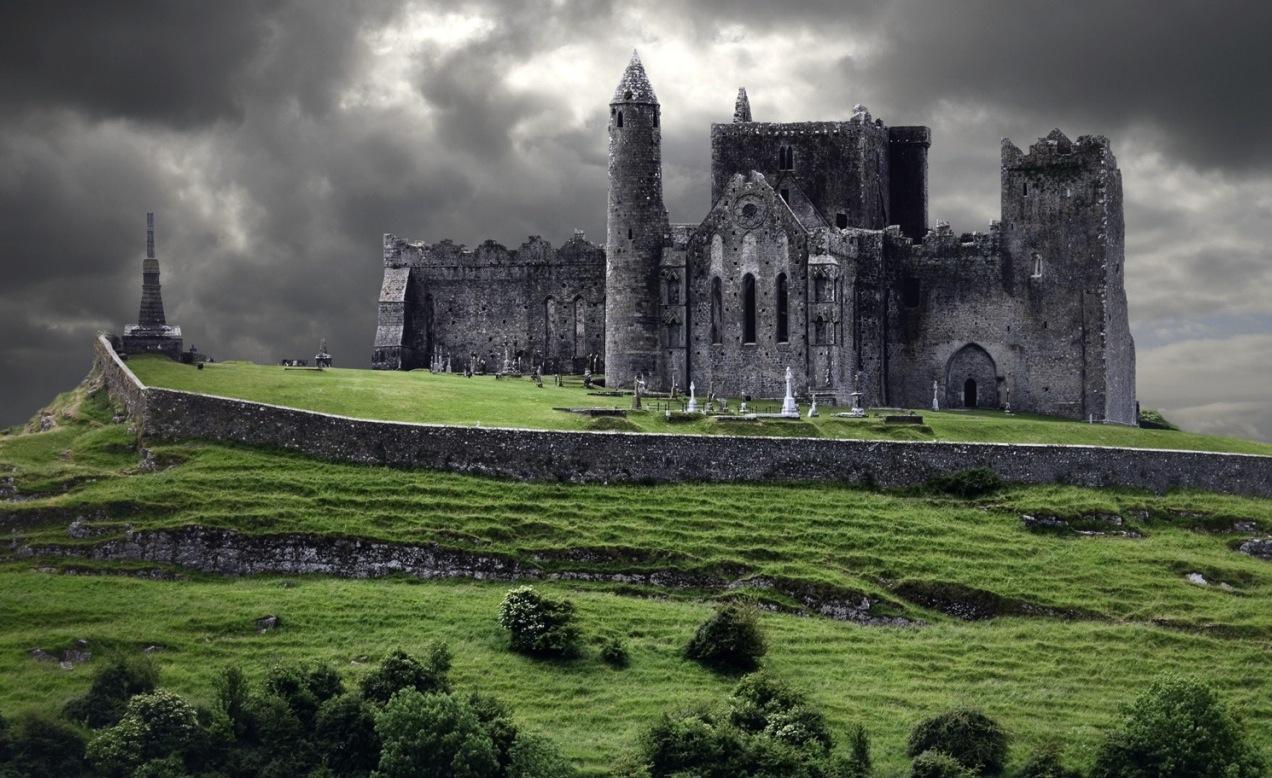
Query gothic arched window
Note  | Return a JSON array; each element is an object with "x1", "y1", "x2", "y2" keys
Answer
[
  {"x1": 775, "y1": 273, "x2": 788, "y2": 343},
  {"x1": 742, "y1": 273, "x2": 757, "y2": 344},
  {"x1": 710, "y1": 277, "x2": 723, "y2": 344}
]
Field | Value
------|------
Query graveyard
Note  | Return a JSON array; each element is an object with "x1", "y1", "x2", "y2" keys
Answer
[{"x1": 126, "y1": 355, "x2": 1272, "y2": 455}]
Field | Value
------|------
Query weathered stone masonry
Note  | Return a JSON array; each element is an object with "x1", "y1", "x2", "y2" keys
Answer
[
  {"x1": 374, "y1": 52, "x2": 1137, "y2": 425},
  {"x1": 96, "y1": 336, "x2": 1272, "y2": 498}
]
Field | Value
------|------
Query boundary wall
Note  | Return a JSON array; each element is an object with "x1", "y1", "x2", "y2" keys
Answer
[{"x1": 94, "y1": 336, "x2": 1272, "y2": 497}]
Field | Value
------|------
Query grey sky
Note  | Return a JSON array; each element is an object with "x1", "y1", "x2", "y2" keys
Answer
[{"x1": 2, "y1": 0, "x2": 1269, "y2": 439}]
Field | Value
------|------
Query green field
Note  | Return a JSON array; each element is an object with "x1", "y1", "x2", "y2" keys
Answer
[
  {"x1": 2, "y1": 378, "x2": 1271, "y2": 774},
  {"x1": 128, "y1": 355, "x2": 1272, "y2": 455}
]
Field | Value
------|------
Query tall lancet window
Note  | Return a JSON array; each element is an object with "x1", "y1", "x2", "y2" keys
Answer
[
  {"x1": 742, "y1": 273, "x2": 757, "y2": 344},
  {"x1": 775, "y1": 273, "x2": 788, "y2": 343}
]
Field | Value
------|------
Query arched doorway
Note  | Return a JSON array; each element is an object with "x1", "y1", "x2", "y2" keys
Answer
[
  {"x1": 963, "y1": 378, "x2": 977, "y2": 408},
  {"x1": 946, "y1": 343, "x2": 998, "y2": 409}
]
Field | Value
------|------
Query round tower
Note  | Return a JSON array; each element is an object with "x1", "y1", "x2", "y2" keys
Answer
[{"x1": 605, "y1": 50, "x2": 667, "y2": 390}]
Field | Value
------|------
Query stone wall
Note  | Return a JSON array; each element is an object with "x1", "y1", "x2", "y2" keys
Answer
[{"x1": 95, "y1": 335, "x2": 1272, "y2": 498}]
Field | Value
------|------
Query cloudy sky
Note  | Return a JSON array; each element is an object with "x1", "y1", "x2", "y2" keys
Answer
[{"x1": 2, "y1": 0, "x2": 1270, "y2": 439}]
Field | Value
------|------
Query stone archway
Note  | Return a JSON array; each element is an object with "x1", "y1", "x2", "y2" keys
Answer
[{"x1": 946, "y1": 343, "x2": 999, "y2": 409}]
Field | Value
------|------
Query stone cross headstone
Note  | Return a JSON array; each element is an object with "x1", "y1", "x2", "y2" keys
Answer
[
  {"x1": 932, "y1": 379, "x2": 940, "y2": 412},
  {"x1": 808, "y1": 389, "x2": 819, "y2": 418},
  {"x1": 1004, "y1": 385, "x2": 1012, "y2": 414},
  {"x1": 632, "y1": 374, "x2": 642, "y2": 410},
  {"x1": 686, "y1": 381, "x2": 698, "y2": 412},
  {"x1": 781, "y1": 366, "x2": 799, "y2": 416}
]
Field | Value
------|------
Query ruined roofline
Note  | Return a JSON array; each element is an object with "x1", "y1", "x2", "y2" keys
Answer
[
  {"x1": 710, "y1": 116, "x2": 890, "y2": 136},
  {"x1": 382, "y1": 230, "x2": 604, "y2": 267},
  {"x1": 1002, "y1": 129, "x2": 1117, "y2": 170}
]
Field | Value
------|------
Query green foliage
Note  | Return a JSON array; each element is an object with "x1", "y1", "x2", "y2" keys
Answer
[
  {"x1": 909, "y1": 750, "x2": 976, "y2": 778},
  {"x1": 1089, "y1": 676, "x2": 1265, "y2": 778},
  {"x1": 833, "y1": 723, "x2": 872, "y2": 778},
  {"x1": 0, "y1": 712, "x2": 90, "y2": 777},
  {"x1": 928, "y1": 469, "x2": 1003, "y2": 499},
  {"x1": 360, "y1": 645, "x2": 453, "y2": 705},
  {"x1": 86, "y1": 690, "x2": 200, "y2": 777},
  {"x1": 684, "y1": 603, "x2": 767, "y2": 672},
  {"x1": 1138, "y1": 408, "x2": 1178, "y2": 431},
  {"x1": 373, "y1": 690, "x2": 500, "y2": 778},
  {"x1": 506, "y1": 733, "x2": 574, "y2": 778},
  {"x1": 600, "y1": 638, "x2": 631, "y2": 668},
  {"x1": 497, "y1": 586, "x2": 582, "y2": 658},
  {"x1": 906, "y1": 708, "x2": 1008, "y2": 775},
  {"x1": 1017, "y1": 741, "x2": 1081, "y2": 778},
  {"x1": 315, "y1": 694, "x2": 380, "y2": 778},
  {"x1": 265, "y1": 663, "x2": 344, "y2": 729},
  {"x1": 64, "y1": 656, "x2": 159, "y2": 728},
  {"x1": 727, "y1": 672, "x2": 831, "y2": 752}
]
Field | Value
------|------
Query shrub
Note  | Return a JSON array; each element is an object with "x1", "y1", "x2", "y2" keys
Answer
[
  {"x1": 1018, "y1": 741, "x2": 1081, "y2": 778},
  {"x1": 601, "y1": 638, "x2": 630, "y2": 668},
  {"x1": 928, "y1": 468, "x2": 1002, "y2": 499},
  {"x1": 910, "y1": 750, "x2": 976, "y2": 778},
  {"x1": 64, "y1": 655, "x2": 159, "y2": 728},
  {"x1": 1090, "y1": 676, "x2": 1265, "y2": 778},
  {"x1": 727, "y1": 672, "x2": 831, "y2": 753},
  {"x1": 1138, "y1": 408, "x2": 1178, "y2": 430},
  {"x1": 684, "y1": 603, "x2": 767, "y2": 672},
  {"x1": 1, "y1": 712, "x2": 90, "y2": 777},
  {"x1": 640, "y1": 708, "x2": 821, "y2": 778},
  {"x1": 213, "y1": 666, "x2": 252, "y2": 740},
  {"x1": 497, "y1": 586, "x2": 582, "y2": 658},
  {"x1": 507, "y1": 733, "x2": 574, "y2": 778},
  {"x1": 832, "y1": 723, "x2": 872, "y2": 778},
  {"x1": 86, "y1": 690, "x2": 200, "y2": 777},
  {"x1": 314, "y1": 694, "x2": 380, "y2": 777},
  {"x1": 373, "y1": 690, "x2": 499, "y2": 778},
  {"x1": 906, "y1": 708, "x2": 1008, "y2": 775},
  {"x1": 265, "y1": 663, "x2": 342, "y2": 730},
  {"x1": 359, "y1": 644, "x2": 452, "y2": 705}
]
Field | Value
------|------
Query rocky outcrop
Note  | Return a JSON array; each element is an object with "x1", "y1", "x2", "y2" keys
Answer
[
  {"x1": 17, "y1": 525, "x2": 909, "y2": 626},
  {"x1": 1240, "y1": 537, "x2": 1272, "y2": 561}
]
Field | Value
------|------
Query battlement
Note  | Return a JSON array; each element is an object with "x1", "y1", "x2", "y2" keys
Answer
[
  {"x1": 383, "y1": 231, "x2": 604, "y2": 270},
  {"x1": 1002, "y1": 129, "x2": 1116, "y2": 171},
  {"x1": 710, "y1": 116, "x2": 886, "y2": 140}
]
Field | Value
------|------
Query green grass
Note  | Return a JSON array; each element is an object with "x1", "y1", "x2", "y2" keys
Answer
[
  {"x1": 128, "y1": 355, "x2": 1272, "y2": 455},
  {"x1": 3, "y1": 382, "x2": 1272, "y2": 774}
]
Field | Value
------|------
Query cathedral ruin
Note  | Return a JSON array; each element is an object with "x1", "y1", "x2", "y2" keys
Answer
[{"x1": 373, "y1": 51, "x2": 1136, "y2": 423}]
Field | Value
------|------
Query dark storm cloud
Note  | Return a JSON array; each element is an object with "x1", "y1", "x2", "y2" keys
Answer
[
  {"x1": 851, "y1": 0, "x2": 1272, "y2": 172},
  {"x1": 1, "y1": 0, "x2": 1269, "y2": 443}
]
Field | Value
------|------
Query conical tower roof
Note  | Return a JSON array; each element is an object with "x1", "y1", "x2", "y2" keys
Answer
[{"x1": 611, "y1": 50, "x2": 657, "y2": 104}]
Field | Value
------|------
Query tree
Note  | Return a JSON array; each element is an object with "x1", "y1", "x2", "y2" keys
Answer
[
  {"x1": 64, "y1": 655, "x2": 159, "y2": 728},
  {"x1": 360, "y1": 644, "x2": 452, "y2": 706},
  {"x1": 372, "y1": 690, "x2": 499, "y2": 778},
  {"x1": 0, "y1": 712, "x2": 90, "y2": 778},
  {"x1": 684, "y1": 603, "x2": 767, "y2": 672},
  {"x1": 1018, "y1": 741, "x2": 1081, "y2": 778},
  {"x1": 1090, "y1": 676, "x2": 1265, "y2": 778},
  {"x1": 315, "y1": 694, "x2": 380, "y2": 777},
  {"x1": 910, "y1": 751, "x2": 976, "y2": 778},
  {"x1": 497, "y1": 587, "x2": 581, "y2": 658},
  {"x1": 86, "y1": 690, "x2": 200, "y2": 777},
  {"x1": 906, "y1": 709, "x2": 1008, "y2": 776},
  {"x1": 727, "y1": 672, "x2": 831, "y2": 753}
]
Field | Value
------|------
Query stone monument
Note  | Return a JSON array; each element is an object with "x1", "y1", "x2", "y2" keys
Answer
[{"x1": 780, "y1": 367, "x2": 799, "y2": 417}]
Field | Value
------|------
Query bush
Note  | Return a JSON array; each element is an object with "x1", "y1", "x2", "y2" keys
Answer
[
  {"x1": 359, "y1": 644, "x2": 452, "y2": 705},
  {"x1": 727, "y1": 672, "x2": 831, "y2": 753},
  {"x1": 265, "y1": 663, "x2": 343, "y2": 730},
  {"x1": 0, "y1": 712, "x2": 90, "y2": 777},
  {"x1": 1018, "y1": 741, "x2": 1081, "y2": 778},
  {"x1": 906, "y1": 708, "x2": 1008, "y2": 775},
  {"x1": 833, "y1": 723, "x2": 872, "y2": 778},
  {"x1": 601, "y1": 638, "x2": 630, "y2": 668},
  {"x1": 910, "y1": 750, "x2": 976, "y2": 778},
  {"x1": 314, "y1": 694, "x2": 380, "y2": 777},
  {"x1": 507, "y1": 733, "x2": 574, "y2": 778},
  {"x1": 64, "y1": 655, "x2": 159, "y2": 728},
  {"x1": 87, "y1": 690, "x2": 200, "y2": 777},
  {"x1": 497, "y1": 586, "x2": 582, "y2": 658},
  {"x1": 373, "y1": 690, "x2": 499, "y2": 778},
  {"x1": 1090, "y1": 676, "x2": 1265, "y2": 778},
  {"x1": 1138, "y1": 408, "x2": 1178, "y2": 430},
  {"x1": 928, "y1": 468, "x2": 1002, "y2": 499},
  {"x1": 684, "y1": 603, "x2": 767, "y2": 672}
]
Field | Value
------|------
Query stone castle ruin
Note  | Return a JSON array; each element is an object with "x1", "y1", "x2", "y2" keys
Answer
[{"x1": 374, "y1": 52, "x2": 1136, "y2": 423}]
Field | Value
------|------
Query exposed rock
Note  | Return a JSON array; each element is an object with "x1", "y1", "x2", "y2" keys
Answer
[
  {"x1": 38, "y1": 413, "x2": 56, "y2": 432},
  {"x1": 1239, "y1": 537, "x2": 1272, "y2": 561},
  {"x1": 1232, "y1": 521, "x2": 1259, "y2": 533},
  {"x1": 1021, "y1": 514, "x2": 1068, "y2": 531},
  {"x1": 137, "y1": 448, "x2": 157, "y2": 472},
  {"x1": 0, "y1": 476, "x2": 15, "y2": 500},
  {"x1": 143, "y1": 644, "x2": 165, "y2": 654},
  {"x1": 255, "y1": 615, "x2": 280, "y2": 633},
  {"x1": 1186, "y1": 572, "x2": 1208, "y2": 586},
  {"x1": 67, "y1": 520, "x2": 129, "y2": 539},
  {"x1": 893, "y1": 580, "x2": 1098, "y2": 621},
  {"x1": 29, "y1": 648, "x2": 56, "y2": 662}
]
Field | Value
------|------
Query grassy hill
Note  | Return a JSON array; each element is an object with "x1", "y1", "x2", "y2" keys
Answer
[
  {"x1": 1, "y1": 373, "x2": 1270, "y2": 775},
  {"x1": 129, "y1": 355, "x2": 1272, "y2": 454}
]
